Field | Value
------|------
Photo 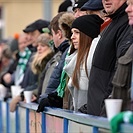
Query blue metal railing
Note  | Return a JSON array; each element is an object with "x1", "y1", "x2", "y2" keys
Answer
[
  {"x1": 0, "y1": 101, "x2": 2, "y2": 132},
  {"x1": 16, "y1": 106, "x2": 19, "y2": 133},
  {"x1": 0, "y1": 100, "x2": 133, "y2": 133}
]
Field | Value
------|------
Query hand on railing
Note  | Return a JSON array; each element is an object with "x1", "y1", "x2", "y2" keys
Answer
[
  {"x1": 10, "y1": 95, "x2": 22, "y2": 112},
  {"x1": 36, "y1": 92, "x2": 63, "y2": 112},
  {"x1": 36, "y1": 98, "x2": 50, "y2": 112}
]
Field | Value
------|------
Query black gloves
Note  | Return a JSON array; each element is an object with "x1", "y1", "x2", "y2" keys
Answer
[
  {"x1": 78, "y1": 104, "x2": 87, "y2": 114},
  {"x1": 36, "y1": 92, "x2": 63, "y2": 112},
  {"x1": 48, "y1": 92, "x2": 63, "y2": 108},
  {"x1": 36, "y1": 98, "x2": 50, "y2": 112}
]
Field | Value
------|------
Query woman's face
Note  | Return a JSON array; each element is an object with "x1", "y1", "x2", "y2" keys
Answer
[
  {"x1": 37, "y1": 43, "x2": 49, "y2": 54},
  {"x1": 71, "y1": 28, "x2": 80, "y2": 49}
]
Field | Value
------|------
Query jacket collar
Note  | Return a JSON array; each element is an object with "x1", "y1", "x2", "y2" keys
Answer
[{"x1": 58, "y1": 40, "x2": 70, "y2": 52}]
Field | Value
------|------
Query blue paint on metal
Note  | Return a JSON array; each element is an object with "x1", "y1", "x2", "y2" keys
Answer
[
  {"x1": 0, "y1": 101, "x2": 133, "y2": 133},
  {"x1": 42, "y1": 113, "x2": 46, "y2": 133},
  {"x1": 64, "y1": 118, "x2": 68, "y2": 133},
  {"x1": 6, "y1": 102, "x2": 10, "y2": 133},
  {"x1": 93, "y1": 126, "x2": 99, "y2": 133},
  {"x1": 26, "y1": 108, "x2": 29, "y2": 133},
  {"x1": 15, "y1": 106, "x2": 20, "y2": 133},
  {"x1": 0, "y1": 101, "x2": 3, "y2": 132}
]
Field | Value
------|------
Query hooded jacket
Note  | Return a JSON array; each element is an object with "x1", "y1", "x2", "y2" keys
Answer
[{"x1": 87, "y1": 3, "x2": 132, "y2": 116}]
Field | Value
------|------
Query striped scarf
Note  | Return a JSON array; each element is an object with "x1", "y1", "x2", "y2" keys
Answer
[{"x1": 15, "y1": 47, "x2": 31, "y2": 85}]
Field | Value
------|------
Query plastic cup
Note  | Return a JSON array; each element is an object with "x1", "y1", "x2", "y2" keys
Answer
[
  {"x1": 24, "y1": 91, "x2": 33, "y2": 103},
  {"x1": 105, "y1": 99, "x2": 123, "y2": 121},
  {"x1": 11, "y1": 85, "x2": 22, "y2": 98},
  {"x1": 0, "y1": 84, "x2": 7, "y2": 100}
]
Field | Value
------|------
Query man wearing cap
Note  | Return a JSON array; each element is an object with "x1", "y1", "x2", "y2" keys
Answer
[
  {"x1": 86, "y1": 0, "x2": 132, "y2": 116},
  {"x1": 21, "y1": 19, "x2": 50, "y2": 89},
  {"x1": 72, "y1": 0, "x2": 88, "y2": 18},
  {"x1": 23, "y1": 19, "x2": 50, "y2": 50},
  {"x1": 81, "y1": 0, "x2": 111, "y2": 31}
]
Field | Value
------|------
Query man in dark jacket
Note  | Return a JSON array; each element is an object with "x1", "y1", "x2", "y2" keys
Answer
[
  {"x1": 36, "y1": 12, "x2": 70, "y2": 112},
  {"x1": 112, "y1": 44, "x2": 132, "y2": 111},
  {"x1": 21, "y1": 19, "x2": 50, "y2": 89},
  {"x1": 111, "y1": 0, "x2": 133, "y2": 112},
  {"x1": 87, "y1": 0, "x2": 132, "y2": 116}
]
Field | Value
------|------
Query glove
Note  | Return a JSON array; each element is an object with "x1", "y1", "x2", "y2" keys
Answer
[
  {"x1": 48, "y1": 92, "x2": 63, "y2": 108},
  {"x1": 78, "y1": 104, "x2": 87, "y2": 114},
  {"x1": 110, "y1": 111, "x2": 133, "y2": 133},
  {"x1": 10, "y1": 95, "x2": 22, "y2": 112},
  {"x1": 36, "y1": 92, "x2": 63, "y2": 113},
  {"x1": 36, "y1": 98, "x2": 50, "y2": 112}
]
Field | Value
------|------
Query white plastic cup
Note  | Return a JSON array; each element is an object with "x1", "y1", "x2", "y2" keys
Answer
[
  {"x1": 24, "y1": 91, "x2": 33, "y2": 103},
  {"x1": 105, "y1": 99, "x2": 123, "y2": 121},
  {"x1": 11, "y1": 85, "x2": 22, "y2": 98},
  {"x1": 0, "y1": 84, "x2": 7, "y2": 100}
]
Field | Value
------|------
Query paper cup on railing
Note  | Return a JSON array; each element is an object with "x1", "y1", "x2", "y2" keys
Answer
[
  {"x1": 11, "y1": 85, "x2": 22, "y2": 98},
  {"x1": 0, "y1": 84, "x2": 7, "y2": 100},
  {"x1": 24, "y1": 91, "x2": 33, "y2": 103},
  {"x1": 105, "y1": 99, "x2": 123, "y2": 121}
]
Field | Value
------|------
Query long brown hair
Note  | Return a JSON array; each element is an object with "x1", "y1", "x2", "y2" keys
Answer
[{"x1": 72, "y1": 31, "x2": 92, "y2": 89}]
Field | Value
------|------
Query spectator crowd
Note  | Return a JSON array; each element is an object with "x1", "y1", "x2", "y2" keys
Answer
[{"x1": 0, "y1": 0, "x2": 132, "y2": 121}]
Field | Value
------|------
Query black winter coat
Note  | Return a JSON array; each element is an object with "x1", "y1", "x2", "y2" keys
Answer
[{"x1": 87, "y1": 3, "x2": 132, "y2": 116}]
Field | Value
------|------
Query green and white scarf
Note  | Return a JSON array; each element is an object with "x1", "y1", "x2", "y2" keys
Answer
[
  {"x1": 15, "y1": 47, "x2": 31, "y2": 85},
  {"x1": 57, "y1": 46, "x2": 71, "y2": 98}
]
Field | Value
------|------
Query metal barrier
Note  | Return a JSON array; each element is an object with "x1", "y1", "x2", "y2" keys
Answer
[{"x1": 0, "y1": 100, "x2": 133, "y2": 133}]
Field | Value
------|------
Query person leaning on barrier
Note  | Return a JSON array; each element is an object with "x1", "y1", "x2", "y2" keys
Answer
[
  {"x1": 37, "y1": 12, "x2": 75, "y2": 111},
  {"x1": 104, "y1": 1, "x2": 133, "y2": 132},
  {"x1": 76, "y1": 0, "x2": 111, "y2": 113},
  {"x1": 9, "y1": 34, "x2": 54, "y2": 112},
  {"x1": 53, "y1": 12, "x2": 75, "y2": 110},
  {"x1": 1, "y1": 34, "x2": 30, "y2": 87},
  {"x1": 36, "y1": 12, "x2": 70, "y2": 112},
  {"x1": 111, "y1": 0, "x2": 133, "y2": 112},
  {"x1": 65, "y1": 14, "x2": 104, "y2": 112},
  {"x1": 87, "y1": 0, "x2": 132, "y2": 116}
]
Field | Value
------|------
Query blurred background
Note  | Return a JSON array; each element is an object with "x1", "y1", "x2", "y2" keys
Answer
[{"x1": 0, "y1": 0, "x2": 65, "y2": 39}]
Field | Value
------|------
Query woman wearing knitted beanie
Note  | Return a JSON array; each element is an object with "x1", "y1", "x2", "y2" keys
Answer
[{"x1": 63, "y1": 14, "x2": 104, "y2": 112}]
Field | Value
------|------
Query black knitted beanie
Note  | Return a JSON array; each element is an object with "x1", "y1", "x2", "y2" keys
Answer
[{"x1": 72, "y1": 14, "x2": 104, "y2": 39}]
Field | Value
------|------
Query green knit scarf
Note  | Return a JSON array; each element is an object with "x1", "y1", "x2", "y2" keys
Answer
[
  {"x1": 15, "y1": 47, "x2": 31, "y2": 85},
  {"x1": 57, "y1": 47, "x2": 70, "y2": 98}
]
